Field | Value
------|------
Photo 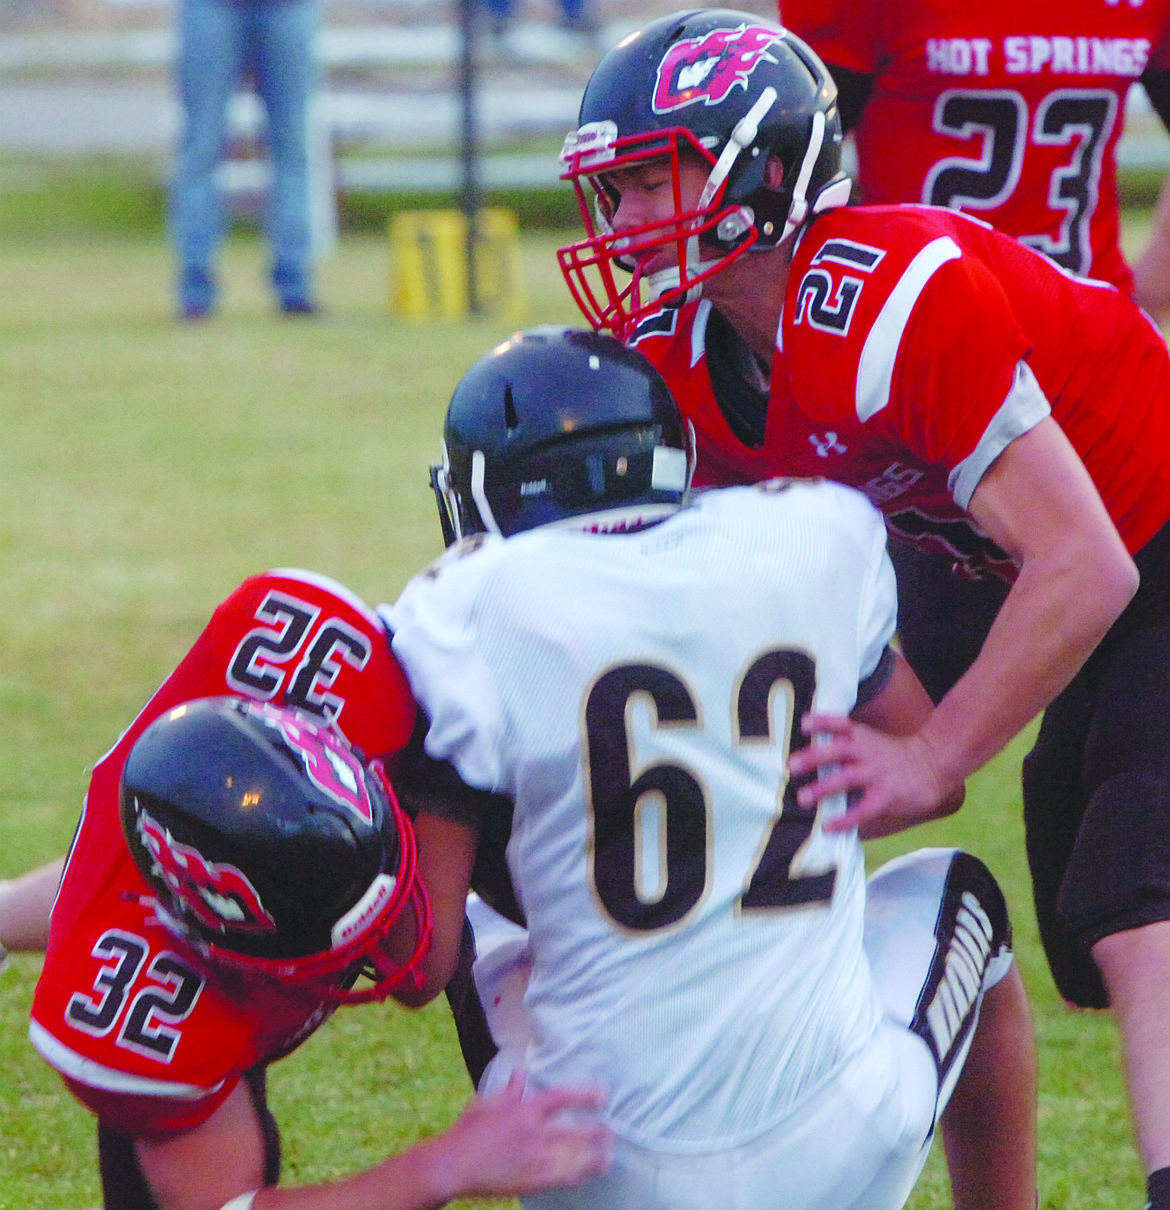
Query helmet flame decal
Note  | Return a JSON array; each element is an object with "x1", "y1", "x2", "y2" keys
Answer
[
  {"x1": 652, "y1": 25, "x2": 781, "y2": 113},
  {"x1": 138, "y1": 808, "x2": 277, "y2": 934}
]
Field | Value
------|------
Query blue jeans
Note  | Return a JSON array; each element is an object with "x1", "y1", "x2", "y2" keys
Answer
[{"x1": 169, "y1": 0, "x2": 319, "y2": 311}]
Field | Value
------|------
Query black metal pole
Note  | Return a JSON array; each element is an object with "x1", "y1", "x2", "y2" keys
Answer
[{"x1": 458, "y1": 0, "x2": 481, "y2": 314}]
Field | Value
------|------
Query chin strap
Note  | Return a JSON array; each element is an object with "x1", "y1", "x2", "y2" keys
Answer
[
  {"x1": 470, "y1": 449, "x2": 502, "y2": 536},
  {"x1": 643, "y1": 258, "x2": 725, "y2": 305},
  {"x1": 699, "y1": 86, "x2": 778, "y2": 214},
  {"x1": 781, "y1": 109, "x2": 825, "y2": 243},
  {"x1": 696, "y1": 86, "x2": 779, "y2": 250}
]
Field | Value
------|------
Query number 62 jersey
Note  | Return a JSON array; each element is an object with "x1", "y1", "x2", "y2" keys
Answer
[
  {"x1": 387, "y1": 481, "x2": 898, "y2": 1150},
  {"x1": 31, "y1": 570, "x2": 416, "y2": 1137}
]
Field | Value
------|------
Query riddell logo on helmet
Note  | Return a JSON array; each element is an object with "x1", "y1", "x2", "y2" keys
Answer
[{"x1": 653, "y1": 25, "x2": 781, "y2": 113}]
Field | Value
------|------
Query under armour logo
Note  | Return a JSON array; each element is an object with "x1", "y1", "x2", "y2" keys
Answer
[{"x1": 809, "y1": 432, "x2": 847, "y2": 458}]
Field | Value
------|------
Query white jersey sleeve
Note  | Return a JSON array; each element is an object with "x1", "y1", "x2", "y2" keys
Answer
[{"x1": 385, "y1": 482, "x2": 897, "y2": 1151}]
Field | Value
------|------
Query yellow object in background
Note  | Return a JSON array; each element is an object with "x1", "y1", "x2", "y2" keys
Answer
[{"x1": 390, "y1": 208, "x2": 523, "y2": 320}]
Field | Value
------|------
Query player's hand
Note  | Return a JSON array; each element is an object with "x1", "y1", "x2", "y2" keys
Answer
[
  {"x1": 787, "y1": 714, "x2": 963, "y2": 840},
  {"x1": 439, "y1": 1074, "x2": 613, "y2": 1199}
]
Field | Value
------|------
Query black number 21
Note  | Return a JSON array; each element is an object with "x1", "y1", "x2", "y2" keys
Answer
[{"x1": 584, "y1": 649, "x2": 834, "y2": 932}]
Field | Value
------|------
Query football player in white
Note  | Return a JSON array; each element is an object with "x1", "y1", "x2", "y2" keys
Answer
[{"x1": 385, "y1": 327, "x2": 1038, "y2": 1210}]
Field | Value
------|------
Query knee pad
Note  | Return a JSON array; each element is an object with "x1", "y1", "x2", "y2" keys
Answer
[
  {"x1": 868, "y1": 849, "x2": 1012, "y2": 1088},
  {"x1": 1058, "y1": 771, "x2": 1170, "y2": 952}
]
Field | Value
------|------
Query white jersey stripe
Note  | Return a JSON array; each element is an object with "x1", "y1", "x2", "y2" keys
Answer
[
  {"x1": 856, "y1": 236, "x2": 961, "y2": 422},
  {"x1": 29, "y1": 1020, "x2": 225, "y2": 1101},
  {"x1": 948, "y1": 359, "x2": 1052, "y2": 508}
]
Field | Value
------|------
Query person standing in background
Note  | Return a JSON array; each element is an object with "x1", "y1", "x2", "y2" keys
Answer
[{"x1": 170, "y1": 0, "x2": 320, "y2": 319}]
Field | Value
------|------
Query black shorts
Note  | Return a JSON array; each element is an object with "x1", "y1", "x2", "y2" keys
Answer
[{"x1": 1023, "y1": 518, "x2": 1170, "y2": 1008}]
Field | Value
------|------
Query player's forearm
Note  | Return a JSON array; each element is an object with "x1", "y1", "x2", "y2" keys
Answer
[
  {"x1": 248, "y1": 1136, "x2": 464, "y2": 1210},
  {"x1": 915, "y1": 543, "x2": 1136, "y2": 788},
  {"x1": 250, "y1": 1080, "x2": 611, "y2": 1210},
  {"x1": 926, "y1": 414, "x2": 1140, "y2": 786},
  {"x1": 392, "y1": 812, "x2": 479, "y2": 1009}
]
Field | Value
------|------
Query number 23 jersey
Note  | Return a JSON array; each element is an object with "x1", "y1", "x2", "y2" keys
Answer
[
  {"x1": 30, "y1": 570, "x2": 416, "y2": 1137},
  {"x1": 387, "y1": 481, "x2": 896, "y2": 1150},
  {"x1": 781, "y1": 0, "x2": 1170, "y2": 292}
]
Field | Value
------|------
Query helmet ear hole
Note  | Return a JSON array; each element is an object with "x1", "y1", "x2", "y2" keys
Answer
[{"x1": 763, "y1": 157, "x2": 785, "y2": 190}]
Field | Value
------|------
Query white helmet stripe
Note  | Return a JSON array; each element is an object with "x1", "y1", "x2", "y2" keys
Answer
[
  {"x1": 783, "y1": 108, "x2": 826, "y2": 241},
  {"x1": 698, "y1": 86, "x2": 779, "y2": 212}
]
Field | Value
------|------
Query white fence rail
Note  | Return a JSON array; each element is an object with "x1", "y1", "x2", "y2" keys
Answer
[{"x1": 2, "y1": 23, "x2": 1168, "y2": 255}]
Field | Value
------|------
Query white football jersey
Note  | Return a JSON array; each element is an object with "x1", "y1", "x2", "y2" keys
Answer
[{"x1": 386, "y1": 480, "x2": 897, "y2": 1150}]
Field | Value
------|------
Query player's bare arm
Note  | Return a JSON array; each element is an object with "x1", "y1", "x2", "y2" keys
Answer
[
  {"x1": 790, "y1": 417, "x2": 1138, "y2": 833},
  {"x1": 134, "y1": 1072, "x2": 611, "y2": 1210},
  {"x1": 822, "y1": 650, "x2": 965, "y2": 839},
  {"x1": 392, "y1": 812, "x2": 480, "y2": 1009}
]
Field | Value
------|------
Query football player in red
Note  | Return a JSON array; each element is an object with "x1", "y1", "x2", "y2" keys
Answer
[
  {"x1": 558, "y1": 11, "x2": 1170, "y2": 1207},
  {"x1": 780, "y1": 0, "x2": 1170, "y2": 711},
  {"x1": 30, "y1": 571, "x2": 611, "y2": 1210}
]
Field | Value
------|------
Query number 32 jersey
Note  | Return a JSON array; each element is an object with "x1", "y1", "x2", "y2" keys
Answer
[
  {"x1": 781, "y1": 0, "x2": 1170, "y2": 292},
  {"x1": 31, "y1": 570, "x2": 416, "y2": 1137},
  {"x1": 387, "y1": 481, "x2": 896, "y2": 1150}
]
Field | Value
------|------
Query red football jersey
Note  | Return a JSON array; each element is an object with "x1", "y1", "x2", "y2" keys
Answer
[
  {"x1": 781, "y1": 0, "x2": 1170, "y2": 292},
  {"x1": 632, "y1": 205, "x2": 1170, "y2": 579},
  {"x1": 31, "y1": 570, "x2": 416, "y2": 1137}
]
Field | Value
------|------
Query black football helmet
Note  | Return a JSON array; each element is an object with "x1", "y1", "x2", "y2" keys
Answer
[
  {"x1": 120, "y1": 697, "x2": 432, "y2": 1004},
  {"x1": 430, "y1": 326, "x2": 694, "y2": 545},
  {"x1": 558, "y1": 9, "x2": 851, "y2": 336}
]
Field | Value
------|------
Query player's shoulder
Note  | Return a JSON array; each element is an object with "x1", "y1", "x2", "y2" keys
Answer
[
  {"x1": 785, "y1": 205, "x2": 1000, "y2": 401},
  {"x1": 385, "y1": 533, "x2": 509, "y2": 632},
  {"x1": 215, "y1": 568, "x2": 387, "y2": 635},
  {"x1": 792, "y1": 203, "x2": 979, "y2": 281},
  {"x1": 694, "y1": 478, "x2": 886, "y2": 539},
  {"x1": 88, "y1": 569, "x2": 412, "y2": 789}
]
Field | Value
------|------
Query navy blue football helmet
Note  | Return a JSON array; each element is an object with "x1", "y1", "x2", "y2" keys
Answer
[
  {"x1": 558, "y1": 9, "x2": 851, "y2": 335},
  {"x1": 431, "y1": 326, "x2": 694, "y2": 545},
  {"x1": 121, "y1": 697, "x2": 432, "y2": 1003}
]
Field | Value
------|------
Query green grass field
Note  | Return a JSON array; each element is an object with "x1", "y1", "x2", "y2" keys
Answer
[{"x1": 0, "y1": 211, "x2": 1153, "y2": 1208}]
